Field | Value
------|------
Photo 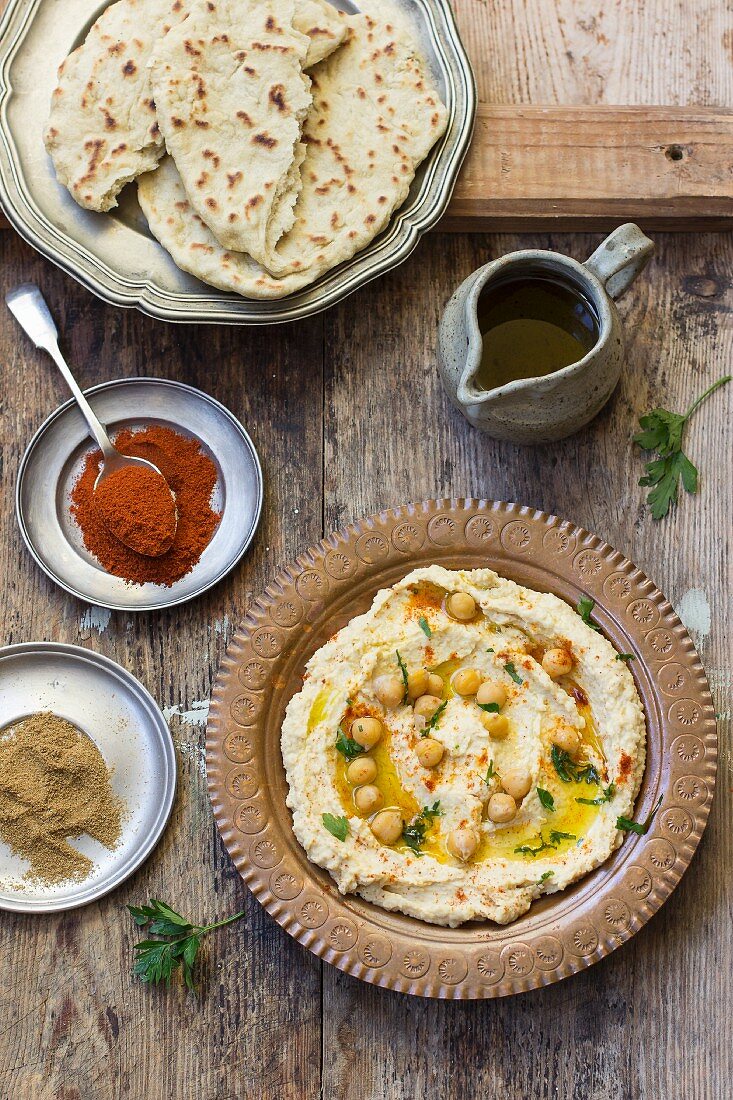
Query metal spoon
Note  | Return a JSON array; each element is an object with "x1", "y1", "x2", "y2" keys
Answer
[{"x1": 6, "y1": 284, "x2": 177, "y2": 556}]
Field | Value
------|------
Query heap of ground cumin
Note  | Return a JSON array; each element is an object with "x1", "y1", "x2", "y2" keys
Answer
[
  {"x1": 70, "y1": 424, "x2": 220, "y2": 586},
  {"x1": 0, "y1": 713, "x2": 123, "y2": 885}
]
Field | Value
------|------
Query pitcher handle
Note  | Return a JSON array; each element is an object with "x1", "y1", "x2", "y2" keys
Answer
[{"x1": 584, "y1": 223, "x2": 655, "y2": 300}]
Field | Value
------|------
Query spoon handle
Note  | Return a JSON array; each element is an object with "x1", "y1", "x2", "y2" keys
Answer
[{"x1": 6, "y1": 284, "x2": 116, "y2": 460}]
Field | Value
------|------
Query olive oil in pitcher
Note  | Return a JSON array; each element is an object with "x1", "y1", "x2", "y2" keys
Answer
[{"x1": 475, "y1": 277, "x2": 600, "y2": 391}]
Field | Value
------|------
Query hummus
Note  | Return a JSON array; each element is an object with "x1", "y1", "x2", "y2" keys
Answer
[{"x1": 281, "y1": 566, "x2": 646, "y2": 927}]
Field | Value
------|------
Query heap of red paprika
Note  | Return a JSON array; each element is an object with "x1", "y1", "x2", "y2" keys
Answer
[{"x1": 70, "y1": 425, "x2": 220, "y2": 586}]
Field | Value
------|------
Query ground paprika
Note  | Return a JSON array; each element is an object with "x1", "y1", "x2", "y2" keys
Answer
[
  {"x1": 70, "y1": 425, "x2": 220, "y2": 586},
  {"x1": 95, "y1": 464, "x2": 177, "y2": 558}
]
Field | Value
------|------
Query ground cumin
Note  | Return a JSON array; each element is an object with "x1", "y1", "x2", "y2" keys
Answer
[
  {"x1": 0, "y1": 713, "x2": 123, "y2": 885},
  {"x1": 70, "y1": 424, "x2": 220, "y2": 586}
]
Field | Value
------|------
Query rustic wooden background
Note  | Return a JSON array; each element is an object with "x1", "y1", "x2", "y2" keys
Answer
[{"x1": 1, "y1": 1, "x2": 731, "y2": 1098}]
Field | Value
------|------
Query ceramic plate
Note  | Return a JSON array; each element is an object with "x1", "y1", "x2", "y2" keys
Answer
[
  {"x1": 0, "y1": 0, "x2": 475, "y2": 324},
  {"x1": 16, "y1": 378, "x2": 263, "y2": 611},
  {"x1": 0, "y1": 642, "x2": 176, "y2": 912},
  {"x1": 206, "y1": 499, "x2": 717, "y2": 998}
]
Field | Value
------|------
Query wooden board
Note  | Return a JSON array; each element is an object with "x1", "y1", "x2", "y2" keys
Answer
[
  {"x1": 1, "y1": 2, "x2": 732, "y2": 1098},
  {"x1": 1, "y1": 3, "x2": 732, "y2": 232},
  {"x1": 443, "y1": 104, "x2": 733, "y2": 231}
]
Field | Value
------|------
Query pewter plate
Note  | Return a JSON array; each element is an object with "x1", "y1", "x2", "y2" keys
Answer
[
  {"x1": 207, "y1": 500, "x2": 717, "y2": 998},
  {"x1": 0, "y1": 0, "x2": 475, "y2": 324},
  {"x1": 16, "y1": 378, "x2": 263, "y2": 611},
  {"x1": 0, "y1": 642, "x2": 176, "y2": 912}
]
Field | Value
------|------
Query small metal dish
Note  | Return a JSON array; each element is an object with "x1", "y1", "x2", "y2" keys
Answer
[
  {"x1": 0, "y1": 642, "x2": 176, "y2": 913},
  {"x1": 0, "y1": 0, "x2": 475, "y2": 324},
  {"x1": 16, "y1": 377, "x2": 263, "y2": 611}
]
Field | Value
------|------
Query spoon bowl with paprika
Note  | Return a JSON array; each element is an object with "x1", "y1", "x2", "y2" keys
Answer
[{"x1": 6, "y1": 284, "x2": 177, "y2": 557}]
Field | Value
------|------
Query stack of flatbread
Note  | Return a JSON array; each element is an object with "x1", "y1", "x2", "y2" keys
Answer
[{"x1": 45, "y1": 0, "x2": 448, "y2": 299}]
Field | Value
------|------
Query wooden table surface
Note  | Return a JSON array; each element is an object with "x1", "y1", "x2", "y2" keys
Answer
[{"x1": 1, "y1": 2, "x2": 731, "y2": 1098}]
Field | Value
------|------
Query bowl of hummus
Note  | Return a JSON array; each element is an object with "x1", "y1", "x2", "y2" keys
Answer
[
  {"x1": 281, "y1": 565, "x2": 646, "y2": 927},
  {"x1": 207, "y1": 500, "x2": 716, "y2": 997}
]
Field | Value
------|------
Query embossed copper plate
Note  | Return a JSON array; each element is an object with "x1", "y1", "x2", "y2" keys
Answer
[{"x1": 207, "y1": 500, "x2": 716, "y2": 998}]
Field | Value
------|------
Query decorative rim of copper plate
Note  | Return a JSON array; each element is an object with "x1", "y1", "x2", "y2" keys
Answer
[{"x1": 206, "y1": 500, "x2": 717, "y2": 999}]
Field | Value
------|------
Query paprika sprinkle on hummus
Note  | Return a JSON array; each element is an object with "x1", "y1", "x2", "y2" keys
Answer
[
  {"x1": 95, "y1": 465, "x2": 177, "y2": 558},
  {"x1": 70, "y1": 425, "x2": 220, "y2": 586}
]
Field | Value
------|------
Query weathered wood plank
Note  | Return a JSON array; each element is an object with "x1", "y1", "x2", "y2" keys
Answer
[
  {"x1": 0, "y1": 231, "x2": 325, "y2": 1100},
  {"x1": 441, "y1": 105, "x2": 733, "y2": 232},
  {"x1": 320, "y1": 227, "x2": 732, "y2": 1100}
]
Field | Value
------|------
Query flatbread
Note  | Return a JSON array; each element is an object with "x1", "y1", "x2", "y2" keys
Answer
[
  {"x1": 295, "y1": 0, "x2": 348, "y2": 68},
  {"x1": 138, "y1": 11, "x2": 448, "y2": 298},
  {"x1": 44, "y1": 0, "x2": 346, "y2": 214},
  {"x1": 44, "y1": 0, "x2": 188, "y2": 211},
  {"x1": 149, "y1": 0, "x2": 312, "y2": 272}
]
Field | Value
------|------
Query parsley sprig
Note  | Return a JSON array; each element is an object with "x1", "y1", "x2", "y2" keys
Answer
[
  {"x1": 335, "y1": 725, "x2": 362, "y2": 760},
  {"x1": 504, "y1": 661, "x2": 523, "y2": 685},
  {"x1": 128, "y1": 899, "x2": 245, "y2": 991},
  {"x1": 422, "y1": 699, "x2": 447, "y2": 736},
  {"x1": 634, "y1": 375, "x2": 730, "y2": 519},
  {"x1": 550, "y1": 744, "x2": 600, "y2": 786},
  {"x1": 323, "y1": 813, "x2": 349, "y2": 841},
  {"x1": 577, "y1": 596, "x2": 599, "y2": 631},
  {"x1": 617, "y1": 794, "x2": 663, "y2": 835},
  {"x1": 418, "y1": 616, "x2": 432, "y2": 639},
  {"x1": 537, "y1": 787, "x2": 555, "y2": 812},
  {"x1": 396, "y1": 650, "x2": 409, "y2": 704},
  {"x1": 514, "y1": 830, "x2": 577, "y2": 857},
  {"x1": 576, "y1": 784, "x2": 616, "y2": 806},
  {"x1": 402, "y1": 801, "x2": 442, "y2": 855}
]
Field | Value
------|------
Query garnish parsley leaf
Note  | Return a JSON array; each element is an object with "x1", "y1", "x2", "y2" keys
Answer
[
  {"x1": 537, "y1": 870, "x2": 554, "y2": 885},
  {"x1": 617, "y1": 794, "x2": 663, "y2": 835},
  {"x1": 402, "y1": 802, "x2": 442, "y2": 855},
  {"x1": 549, "y1": 830, "x2": 576, "y2": 845},
  {"x1": 481, "y1": 760, "x2": 496, "y2": 784},
  {"x1": 514, "y1": 832, "x2": 556, "y2": 857},
  {"x1": 504, "y1": 661, "x2": 523, "y2": 685},
  {"x1": 486, "y1": 647, "x2": 495, "y2": 654},
  {"x1": 550, "y1": 744, "x2": 600, "y2": 785},
  {"x1": 396, "y1": 650, "x2": 409, "y2": 704},
  {"x1": 634, "y1": 375, "x2": 731, "y2": 520},
  {"x1": 537, "y1": 787, "x2": 555, "y2": 812},
  {"x1": 322, "y1": 813, "x2": 349, "y2": 841},
  {"x1": 477, "y1": 701, "x2": 501, "y2": 714},
  {"x1": 576, "y1": 595, "x2": 600, "y2": 631},
  {"x1": 418, "y1": 616, "x2": 432, "y2": 639},
  {"x1": 422, "y1": 699, "x2": 447, "y2": 736},
  {"x1": 576, "y1": 784, "x2": 616, "y2": 806},
  {"x1": 128, "y1": 898, "x2": 245, "y2": 992},
  {"x1": 616, "y1": 653, "x2": 634, "y2": 663},
  {"x1": 335, "y1": 725, "x2": 362, "y2": 760}
]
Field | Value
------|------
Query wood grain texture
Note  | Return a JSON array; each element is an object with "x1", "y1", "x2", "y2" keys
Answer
[
  {"x1": 0, "y1": 2, "x2": 731, "y2": 1099},
  {"x1": 443, "y1": 105, "x2": 733, "y2": 231}
]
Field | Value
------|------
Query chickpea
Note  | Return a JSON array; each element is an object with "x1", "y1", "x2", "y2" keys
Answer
[
  {"x1": 350, "y1": 716, "x2": 383, "y2": 749},
  {"x1": 452, "y1": 667, "x2": 482, "y2": 696},
  {"x1": 500, "y1": 766, "x2": 532, "y2": 802},
  {"x1": 476, "y1": 680, "x2": 507, "y2": 709},
  {"x1": 447, "y1": 827, "x2": 479, "y2": 862},
  {"x1": 542, "y1": 647, "x2": 574, "y2": 679},
  {"x1": 427, "y1": 673, "x2": 444, "y2": 697},
  {"x1": 446, "y1": 591, "x2": 477, "y2": 622},
  {"x1": 346, "y1": 756, "x2": 377, "y2": 785},
  {"x1": 552, "y1": 723, "x2": 582, "y2": 755},
  {"x1": 480, "y1": 711, "x2": 510, "y2": 740},
  {"x1": 373, "y1": 674, "x2": 404, "y2": 709},
  {"x1": 354, "y1": 784, "x2": 384, "y2": 814},
  {"x1": 413, "y1": 694, "x2": 443, "y2": 720},
  {"x1": 407, "y1": 668, "x2": 430, "y2": 701},
  {"x1": 370, "y1": 808, "x2": 403, "y2": 845},
  {"x1": 488, "y1": 792, "x2": 517, "y2": 824},
  {"x1": 415, "y1": 737, "x2": 445, "y2": 768}
]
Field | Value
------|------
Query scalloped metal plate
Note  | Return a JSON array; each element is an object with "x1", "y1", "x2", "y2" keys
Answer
[
  {"x1": 206, "y1": 500, "x2": 717, "y2": 998},
  {"x1": 0, "y1": 0, "x2": 475, "y2": 324}
]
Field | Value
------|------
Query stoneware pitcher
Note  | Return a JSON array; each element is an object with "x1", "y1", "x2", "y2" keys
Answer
[{"x1": 437, "y1": 223, "x2": 655, "y2": 444}]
